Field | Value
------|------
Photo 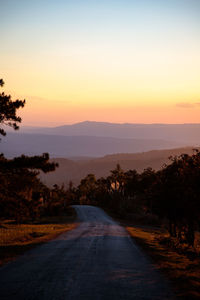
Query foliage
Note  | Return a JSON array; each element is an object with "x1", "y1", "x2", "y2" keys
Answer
[
  {"x1": 73, "y1": 151, "x2": 200, "y2": 248},
  {"x1": 77, "y1": 174, "x2": 97, "y2": 205},
  {"x1": 44, "y1": 183, "x2": 73, "y2": 216},
  {"x1": 0, "y1": 79, "x2": 59, "y2": 222},
  {"x1": 0, "y1": 154, "x2": 58, "y2": 222},
  {"x1": 0, "y1": 79, "x2": 25, "y2": 137}
]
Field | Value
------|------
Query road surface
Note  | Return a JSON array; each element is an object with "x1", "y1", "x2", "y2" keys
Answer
[{"x1": 0, "y1": 205, "x2": 175, "y2": 299}]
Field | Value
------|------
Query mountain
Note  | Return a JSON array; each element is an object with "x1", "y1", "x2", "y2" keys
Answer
[
  {"x1": 39, "y1": 147, "x2": 198, "y2": 187},
  {"x1": 0, "y1": 132, "x2": 183, "y2": 158},
  {"x1": 18, "y1": 121, "x2": 200, "y2": 144}
]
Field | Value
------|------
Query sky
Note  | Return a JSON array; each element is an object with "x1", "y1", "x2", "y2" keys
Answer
[{"x1": 1, "y1": 0, "x2": 200, "y2": 126}]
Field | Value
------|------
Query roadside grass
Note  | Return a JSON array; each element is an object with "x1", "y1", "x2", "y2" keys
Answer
[
  {"x1": 0, "y1": 207, "x2": 78, "y2": 266},
  {"x1": 126, "y1": 224, "x2": 200, "y2": 300}
]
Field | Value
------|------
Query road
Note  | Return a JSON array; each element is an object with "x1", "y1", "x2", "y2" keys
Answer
[{"x1": 0, "y1": 205, "x2": 175, "y2": 299}]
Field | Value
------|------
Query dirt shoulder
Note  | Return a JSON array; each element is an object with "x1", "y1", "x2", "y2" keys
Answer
[
  {"x1": 121, "y1": 220, "x2": 200, "y2": 300},
  {"x1": 104, "y1": 207, "x2": 200, "y2": 300},
  {"x1": 0, "y1": 206, "x2": 78, "y2": 267}
]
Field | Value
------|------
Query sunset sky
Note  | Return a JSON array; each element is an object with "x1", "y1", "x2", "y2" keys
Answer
[{"x1": 1, "y1": 0, "x2": 200, "y2": 126}]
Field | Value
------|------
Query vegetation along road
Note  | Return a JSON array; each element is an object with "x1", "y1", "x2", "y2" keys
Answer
[{"x1": 0, "y1": 205, "x2": 175, "y2": 300}]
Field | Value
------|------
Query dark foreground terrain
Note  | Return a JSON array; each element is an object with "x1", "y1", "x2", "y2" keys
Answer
[{"x1": 0, "y1": 206, "x2": 174, "y2": 300}]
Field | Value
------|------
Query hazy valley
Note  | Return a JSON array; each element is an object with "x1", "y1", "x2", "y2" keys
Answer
[
  {"x1": 2, "y1": 121, "x2": 199, "y2": 158},
  {"x1": 2, "y1": 121, "x2": 199, "y2": 186},
  {"x1": 40, "y1": 147, "x2": 198, "y2": 186}
]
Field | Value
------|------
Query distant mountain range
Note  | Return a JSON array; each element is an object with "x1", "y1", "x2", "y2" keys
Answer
[
  {"x1": 18, "y1": 121, "x2": 200, "y2": 143},
  {"x1": 40, "y1": 147, "x2": 198, "y2": 187},
  {"x1": 1, "y1": 121, "x2": 199, "y2": 158}
]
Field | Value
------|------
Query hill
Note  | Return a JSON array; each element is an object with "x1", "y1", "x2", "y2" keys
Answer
[{"x1": 39, "y1": 147, "x2": 198, "y2": 187}]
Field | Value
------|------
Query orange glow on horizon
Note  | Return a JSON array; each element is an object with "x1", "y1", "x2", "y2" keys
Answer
[{"x1": 1, "y1": 1, "x2": 200, "y2": 126}]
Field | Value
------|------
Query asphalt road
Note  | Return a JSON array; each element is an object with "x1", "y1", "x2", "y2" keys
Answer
[{"x1": 0, "y1": 205, "x2": 175, "y2": 300}]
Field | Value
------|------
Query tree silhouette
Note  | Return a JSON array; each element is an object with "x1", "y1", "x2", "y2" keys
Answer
[
  {"x1": 75, "y1": 154, "x2": 200, "y2": 248},
  {"x1": 109, "y1": 164, "x2": 124, "y2": 193},
  {"x1": 0, "y1": 79, "x2": 59, "y2": 222},
  {"x1": 0, "y1": 79, "x2": 25, "y2": 137},
  {"x1": 78, "y1": 174, "x2": 97, "y2": 205}
]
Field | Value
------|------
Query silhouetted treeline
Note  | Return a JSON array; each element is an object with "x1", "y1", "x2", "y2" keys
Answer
[
  {"x1": 72, "y1": 151, "x2": 200, "y2": 247},
  {"x1": 0, "y1": 79, "x2": 73, "y2": 222},
  {"x1": 0, "y1": 153, "x2": 77, "y2": 222}
]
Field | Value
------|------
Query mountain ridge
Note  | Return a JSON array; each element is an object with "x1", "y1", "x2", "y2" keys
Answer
[
  {"x1": 40, "y1": 147, "x2": 198, "y2": 187},
  {"x1": 16, "y1": 121, "x2": 200, "y2": 144}
]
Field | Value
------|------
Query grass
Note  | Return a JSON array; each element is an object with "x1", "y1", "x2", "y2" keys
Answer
[
  {"x1": 125, "y1": 224, "x2": 200, "y2": 300},
  {"x1": 0, "y1": 207, "x2": 78, "y2": 266},
  {"x1": 105, "y1": 209, "x2": 200, "y2": 299}
]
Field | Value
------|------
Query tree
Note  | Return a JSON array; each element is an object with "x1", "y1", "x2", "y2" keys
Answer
[
  {"x1": 109, "y1": 164, "x2": 124, "y2": 193},
  {"x1": 0, "y1": 79, "x2": 58, "y2": 222},
  {"x1": 78, "y1": 174, "x2": 97, "y2": 205},
  {"x1": 0, "y1": 153, "x2": 58, "y2": 222},
  {"x1": 0, "y1": 153, "x2": 58, "y2": 173},
  {"x1": 123, "y1": 169, "x2": 140, "y2": 212},
  {"x1": 150, "y1": 151, "x2": 200, "y2": 247},
  {"x1": 0, "y1": 79, "x2": 25, "y2": 137}
]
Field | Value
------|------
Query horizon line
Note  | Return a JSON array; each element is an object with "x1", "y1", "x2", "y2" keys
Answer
[{"x1": 19, "y1": 121, "x2": 200, "y2": 128}]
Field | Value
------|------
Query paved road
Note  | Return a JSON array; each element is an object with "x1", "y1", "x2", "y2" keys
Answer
[{"x1": 0, "y1": 205, "x2": 175, "y2": 300}]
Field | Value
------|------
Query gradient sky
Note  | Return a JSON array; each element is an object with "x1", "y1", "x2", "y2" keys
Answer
[{"x1": 1, "y1": 0, "x2": 200, "y2": 126}]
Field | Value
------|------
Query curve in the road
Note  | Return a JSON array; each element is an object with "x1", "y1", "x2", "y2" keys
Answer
[{"x1": 0, "y1": 205, "x2": 175, "y2": 300}]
